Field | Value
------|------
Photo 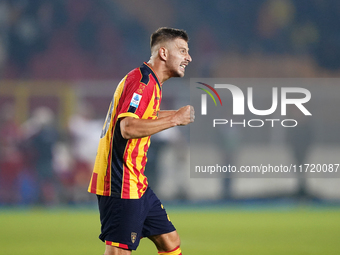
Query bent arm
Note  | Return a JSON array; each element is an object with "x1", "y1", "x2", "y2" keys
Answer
[
  {"x1": 120, "y1": 105, "x2": 194, "y2": 139},
  {"x1": 158, "y1": 110, "x2": 177, "y2": 118}
]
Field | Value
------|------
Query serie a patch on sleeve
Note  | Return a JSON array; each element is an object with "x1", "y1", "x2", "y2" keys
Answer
[{"x1": 130, "y1": 93, "x2": 142, "y2": 109}]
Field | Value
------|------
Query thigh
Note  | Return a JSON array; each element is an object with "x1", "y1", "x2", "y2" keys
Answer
[
  {"x1": 97, "y1": 195, "x2": 148, "y2": 250},
  {"x1": 142, "y1": 188, "x2": 176, "y2": 238}
]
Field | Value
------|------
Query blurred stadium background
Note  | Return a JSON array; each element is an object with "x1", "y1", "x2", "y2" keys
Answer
[{"x1": 0, "y1": 0, "x2": 340, "y2": 254}]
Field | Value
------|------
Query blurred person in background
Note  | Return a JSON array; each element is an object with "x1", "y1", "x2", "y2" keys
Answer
[
  {"x1": 146, "y1": 125, "x2": 188, "y2": 199},
  {"x1": 217, "y1": 126, "x2": 240, "y2": 200},
  {"x1": 145, "y1": 98, "x2": 189, "y2": 198},
  {"x1": 21, "y1": 107, "x2": 59, "y2": 205},
  {"x1": 287, "y1": 105, "x2": 313, "y2": 200},
  {"x1": 0, "y1": 103, "x2": 23, "y2": 205},
  {"x1": 68, "y1": 101, "x2": 102, "y2": 203},
  {"x1": 0, "y1": 1, "x2": 9, "y2": 77}
]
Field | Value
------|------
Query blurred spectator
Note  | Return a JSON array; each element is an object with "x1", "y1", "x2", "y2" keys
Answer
[
  {"x1": 0, "y1": 1, "x2": 9, "y2": 76},
  {"x1": 256, "y1": 0, "x2": 295, "y2": 53},
  {"x1": 286, "y1": 106, "x2": 313, "y2": 199},
  {"x1": 21, "y1": 107, "x2": 59, "y2": 205},
  {"x1": 218, "y1": 126, "x2": 241, "y2": 200},
  {"x1": 68, "y1": 102, "x2": 102, "y2": 203},
  {"x1": 0, "y1": 103, "x2": 23, "y2": 205},
  {"x1": 194, "y1": 24, "x2": 219, "y2": 77},
  {"x1": 52, "y1": 138, "x2": 73, "y2": 204},
  {"x1": 149, "y1": 127, "x2": 189, "y2": 200},
  {"x1": 1, "y1": 0, "x2": 340, "y2": 79},
  {"x1": 290, "y1": 22, "x2": 319, "y2": 54},
  {"x1": 6, "y1": 0, "x2": 53, "y2": 76}
]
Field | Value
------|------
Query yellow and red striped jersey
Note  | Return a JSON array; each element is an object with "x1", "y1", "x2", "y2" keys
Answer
[{"x1": 88, "y1": 62, "x2": 162, "y2": 199}]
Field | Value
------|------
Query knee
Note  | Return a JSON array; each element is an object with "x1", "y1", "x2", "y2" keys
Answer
[
  {"x1": 158, "y1": 233, "x2": 182, "y2": 255},
  {"x1": 171, "y1": 231, "x2": 181, "y2": 247},
  {"x1": 162, "y1": 231, "x2": 181, "y2": 251},
  {"x1": 150, "y1": 230, "x2": 181, "y2": 252}
]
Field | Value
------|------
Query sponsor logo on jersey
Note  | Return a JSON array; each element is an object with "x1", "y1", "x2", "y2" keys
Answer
[{"x1": 130, "y1": 93, "x2": 142, "y2": 108}]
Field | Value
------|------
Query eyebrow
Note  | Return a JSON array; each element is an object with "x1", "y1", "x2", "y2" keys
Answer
[{"x1": 179, "y1": 46, "x2": 189, "y2": 51}]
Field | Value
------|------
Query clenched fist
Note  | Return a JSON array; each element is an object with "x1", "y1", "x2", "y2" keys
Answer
[{"x1": 174, "y1": 105, "x2": 195, "y2": 126}]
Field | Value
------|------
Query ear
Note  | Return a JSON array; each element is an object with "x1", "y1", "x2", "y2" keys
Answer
[{"x1": 158, "y1": 47, "x2": 168, "y2": 61}]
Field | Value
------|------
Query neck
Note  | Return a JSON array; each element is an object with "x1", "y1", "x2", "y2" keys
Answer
[{"x1": 147, "y1": 58, "x2": 170, "y2": 84}]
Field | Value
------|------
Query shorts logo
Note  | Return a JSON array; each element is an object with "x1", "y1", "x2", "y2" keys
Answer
[
  {"x1": 131, "y1": 232, "x2": 137, "y2": 243},
  {"x1": 130, "y1": 93, "x2": 142, "y2": 108}
]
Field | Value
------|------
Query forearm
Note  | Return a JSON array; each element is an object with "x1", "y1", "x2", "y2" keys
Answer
[
  {"x1": 120, "y1": 116, "x2": 177, "y2": 140},
  {"x1": 120, "y1": 105, "x2": 194, "y2": 140},
  {"x1": 158, "y1": 110, "x2": 177, "y2": 118}
]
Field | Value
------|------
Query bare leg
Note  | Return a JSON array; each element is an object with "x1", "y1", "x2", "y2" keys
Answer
[
  {"x1": 148, "y1": 230, "x2": 181, "y2": 253},
  {"x1": 104, "y1": 245, "x2": 132, "y2": 255}
]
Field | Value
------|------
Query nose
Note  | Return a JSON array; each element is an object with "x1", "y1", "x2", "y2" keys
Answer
[{"x1": 186, "y1": 53, "x2": 192, "y2": 62}]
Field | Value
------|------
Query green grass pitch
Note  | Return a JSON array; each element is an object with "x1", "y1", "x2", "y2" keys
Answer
[{"x1": 1, "y1": 206, "x2": 339, "y2": 255}]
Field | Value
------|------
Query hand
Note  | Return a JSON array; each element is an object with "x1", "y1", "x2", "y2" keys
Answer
[{"x1": 174, "y1": 105, "x2": 195, "y2": 126}]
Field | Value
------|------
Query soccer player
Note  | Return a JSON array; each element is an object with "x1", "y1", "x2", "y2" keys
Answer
[{"x1": 88, "y1": 27, "x2": 194, "y2": 255}]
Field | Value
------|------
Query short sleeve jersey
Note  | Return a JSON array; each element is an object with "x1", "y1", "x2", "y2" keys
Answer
[{"x1": 88, "y1": 62, "x2": 162, "y2": 199}]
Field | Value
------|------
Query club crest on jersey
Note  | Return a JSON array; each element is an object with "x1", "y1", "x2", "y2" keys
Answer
[
  {"x1": 131, "y1": 232, "x2": 137, "y2": 243},
  {"x1": 130, "y1": 93, "x2": 142, "y2": 108}
]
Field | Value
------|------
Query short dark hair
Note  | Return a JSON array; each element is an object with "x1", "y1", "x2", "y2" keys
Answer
[{"x1": 150, "y1": 27, "x2": 189, "y2": 49}]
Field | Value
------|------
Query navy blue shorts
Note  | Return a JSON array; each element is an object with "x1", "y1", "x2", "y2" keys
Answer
[{"x1": 97, "y1": 187, "x2": 176, "y2": 250}]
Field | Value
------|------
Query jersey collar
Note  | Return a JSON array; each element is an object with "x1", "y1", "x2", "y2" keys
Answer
[{"x1": 143, "y1": 62, "x2": 162, "y2": 88}]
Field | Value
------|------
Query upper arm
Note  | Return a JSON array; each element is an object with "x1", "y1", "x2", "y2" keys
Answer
[{"x1": 119, "y1": 116, "x2": 137, "y2": 140}]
